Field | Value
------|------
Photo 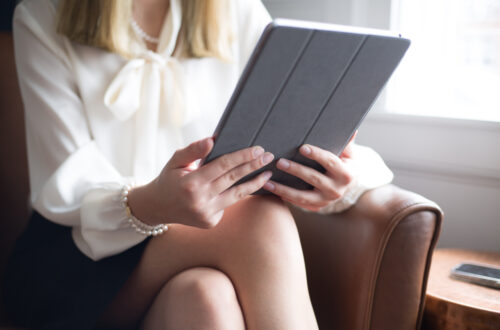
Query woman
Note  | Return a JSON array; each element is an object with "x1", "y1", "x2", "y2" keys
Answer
[{"x1": 3, "y1": 0, "x2": 393, "y2": 329}]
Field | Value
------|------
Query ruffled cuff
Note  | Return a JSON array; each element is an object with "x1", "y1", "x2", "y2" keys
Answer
[
  {"x1": 32, "y1": 141, "x2": 148, "y2": 261},
  {"x1": 74, "y1": 179, "x2": 148, "y2": 261}
]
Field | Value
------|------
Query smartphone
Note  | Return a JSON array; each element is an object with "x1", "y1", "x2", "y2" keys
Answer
[{"x1": 450, "y1": 262, "x2": 500, "y2": 290}]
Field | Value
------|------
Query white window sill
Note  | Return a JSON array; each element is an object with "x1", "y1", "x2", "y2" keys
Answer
[{"x1": 356, "y1": 111, "x2": 500, "y2": 187}]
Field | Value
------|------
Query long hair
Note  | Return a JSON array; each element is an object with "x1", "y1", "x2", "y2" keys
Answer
[{"x1": 56, "y1": 0, "x2": 234, "y2": 60}]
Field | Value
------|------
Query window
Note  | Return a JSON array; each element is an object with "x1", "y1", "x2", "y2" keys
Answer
[{"x1": 386, "y1": 0, "x2": 500, "y2": 122}]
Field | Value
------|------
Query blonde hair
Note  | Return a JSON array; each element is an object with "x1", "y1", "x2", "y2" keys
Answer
[{"x1": 56, "y1": 0, "x2": 234, "y2": 60}]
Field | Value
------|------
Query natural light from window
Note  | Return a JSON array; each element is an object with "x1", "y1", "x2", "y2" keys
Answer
[{"x1": 386, "y1": 0, "x2": 500, "y2": 122}]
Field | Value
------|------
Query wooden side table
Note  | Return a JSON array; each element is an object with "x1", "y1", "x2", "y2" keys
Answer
[{"x1": 422, "y1": 249, "x2": 500, "y2": 330}]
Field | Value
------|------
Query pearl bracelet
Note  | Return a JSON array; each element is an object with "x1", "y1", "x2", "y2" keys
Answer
[{"x1": 121, "y1": 185, "x2": 168, "y2": 236}]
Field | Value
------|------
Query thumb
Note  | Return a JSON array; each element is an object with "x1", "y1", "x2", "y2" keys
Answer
[
  {"x1": 341, "y1": 130, "x2": 357, "y2": 159},
  {"x1": 168, "y1": 137, "x2": 214, "y2": 169}
]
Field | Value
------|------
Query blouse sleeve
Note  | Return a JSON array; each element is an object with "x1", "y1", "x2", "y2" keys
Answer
[
  {"x1": 235, "y1": 0, "x2": 393, "y2": 214},
  {"x1": 13, "y1": 1, "x2": 146, "y2": 261}
]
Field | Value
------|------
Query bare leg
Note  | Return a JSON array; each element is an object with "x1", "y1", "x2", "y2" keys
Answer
[
  {"x1": 140, "y1": 267, "x2": 245, "y2": 330},
  {"x1": 98, "y1": 196, "x2": 318, "y2": 330}
]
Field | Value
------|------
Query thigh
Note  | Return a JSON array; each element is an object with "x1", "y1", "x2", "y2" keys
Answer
[
  {"x1": 98, "y1": 195, "x2": 301, "y2": 328},
  {"x1": 140, "y1": 267, "x2": 245, "y2": 330}
]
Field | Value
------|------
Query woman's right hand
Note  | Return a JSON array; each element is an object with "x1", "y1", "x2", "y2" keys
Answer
[{"x1": 128, "y1": 137, "x2": 274, "y2": 229}]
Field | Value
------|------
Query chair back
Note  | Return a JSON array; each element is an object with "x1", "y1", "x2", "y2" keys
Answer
[{"x1": 0, "y1": 32, "x2": 30, "y2": 323}]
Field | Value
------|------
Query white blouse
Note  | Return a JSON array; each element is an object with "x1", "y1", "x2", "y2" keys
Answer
[{"x1": 13, "y1": 0, "x2": 393, "y2": 261}]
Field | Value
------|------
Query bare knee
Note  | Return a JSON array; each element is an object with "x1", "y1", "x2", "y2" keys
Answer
[
  {"x1": 141, "y1": 267, "x2": 244, "y2": 330},
  {"x1": 167, "y1": 267, "x2": 240, "y2": 314},
  {"x1": 225, "y1": 195, "x2": 303, "y2": 268},
  {"x1": 235, "y1": 195, "x2": 294, "y2": 231}
]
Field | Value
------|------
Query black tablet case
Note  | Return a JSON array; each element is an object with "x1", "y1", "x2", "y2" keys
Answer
[{"x1": 203, "y1": 20, "x2": 410, "y2": 192}]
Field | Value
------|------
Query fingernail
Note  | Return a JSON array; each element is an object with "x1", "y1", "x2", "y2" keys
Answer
[
  {"x1": 262, "y1": 171, "x2": 273, "y2": 180},
  {"x1": 277, "y1": 158, "x2": 290, "y2": 169},
  {"x1": 264, "y1": 182, "x2": 275, "y2": 191},
  {"x1": 253, "y1": 146, "x2": 264, "y2": 158},
  {"x1": 262, "y1": 152, "x2": 274, "y2": 165},
  {"x1": 301, "y1": 145, "x2": 311, "y2": 155}
]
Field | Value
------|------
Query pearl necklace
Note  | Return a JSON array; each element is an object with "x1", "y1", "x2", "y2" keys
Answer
[{"x1": 131, "y1": 18, "x2": 160, "y2": 44}]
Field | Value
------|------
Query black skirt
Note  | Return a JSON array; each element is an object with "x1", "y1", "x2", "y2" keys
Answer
[{"x1": 2, "y1": 211, "x2": 149, "y2": 330}]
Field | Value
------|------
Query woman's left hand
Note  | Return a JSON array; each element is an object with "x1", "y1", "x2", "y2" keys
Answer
[{"x1": 263, "y1": 134, "x2": 356, "y2": 212}]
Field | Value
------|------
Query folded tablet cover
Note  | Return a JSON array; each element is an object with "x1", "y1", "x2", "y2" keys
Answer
[{"x1": 204, "y1": 19, "x2": 410, "y2": 192}]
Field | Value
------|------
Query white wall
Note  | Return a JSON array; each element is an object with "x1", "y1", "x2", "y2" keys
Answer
[
  {"x1": 263, "y1": 0, "x2": 391, "y2": 28},
  {"x1": 357, "y1": 114, "x2": 500, "y2": 251},
  {"x1": 262, "y1": 0, "x2": 500, "y2": 251}
]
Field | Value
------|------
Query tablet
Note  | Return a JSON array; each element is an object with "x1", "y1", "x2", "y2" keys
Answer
[{"x1": 203, "y1": 19, "x2": 410, "y2": 192}]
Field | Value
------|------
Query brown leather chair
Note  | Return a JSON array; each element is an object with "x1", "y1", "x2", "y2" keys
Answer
[{"x1": 0, "y1": 31, "x2": 443, "y2": 330}]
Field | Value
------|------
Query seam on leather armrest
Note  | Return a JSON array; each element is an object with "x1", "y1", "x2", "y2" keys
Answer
[
  {"x1": 414, "y1": 209, "x2": 443, "y2": 329},
  {"x1": 362, "y1": 201, "x2": 443, "y2": 330}
]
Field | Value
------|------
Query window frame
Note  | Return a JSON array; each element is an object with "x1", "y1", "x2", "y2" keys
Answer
[{"x1": 262, "y1": 0, "x2": 500, "y2": 183}]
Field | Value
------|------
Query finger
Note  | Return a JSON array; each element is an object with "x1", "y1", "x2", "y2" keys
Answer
[
  {"x1": 340, "y1": 144, "x2": 354, "y2": 159},
  {"x1": 210, "y1": 152, "x2": 274, "y2": 196},
  {"x1": 341, "y1": 131, "x2": 357, "y2": 158},
  {"x1": 168, "y1": 138, "x2": 214, "y2": 169},
  {"x1": 214, "y1": 171, "x2": 273, "y2": 210},
  {"x1": 299, "y1": 144, "x2": 353, "y2": 184},
  {"x1": 275, "y1": 158, "x2": 339, "y2": 199},
  {"x1": 281, "y1": 196, "x2": 323, "y2": 212},
  {"x1": 262, "y1": 180, "x2": 327, "y2": 208},
  {"x1": 348, "y1": 130, "x2": 358, "y2": 144},
  {"x1": 196, "y1": 146, "x2": 265, "y2": 182}
]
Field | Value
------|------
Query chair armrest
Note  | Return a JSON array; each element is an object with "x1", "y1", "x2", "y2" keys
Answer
[{"x1": 290, "y1": 184, "x2": 443, "y2": 330}]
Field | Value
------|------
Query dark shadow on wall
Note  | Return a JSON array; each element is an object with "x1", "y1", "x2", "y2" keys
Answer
[{"x1": 1, "y1": 0, "x2": 17, "y2": 32}]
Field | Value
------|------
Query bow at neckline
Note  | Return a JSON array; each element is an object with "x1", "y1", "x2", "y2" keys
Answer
[
  {"x1": 103, "y1": 0, "x2": 189, "y2": 182},
  {"x1": 103, "y1": 0, "x2": 186, "y2": 127}
]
